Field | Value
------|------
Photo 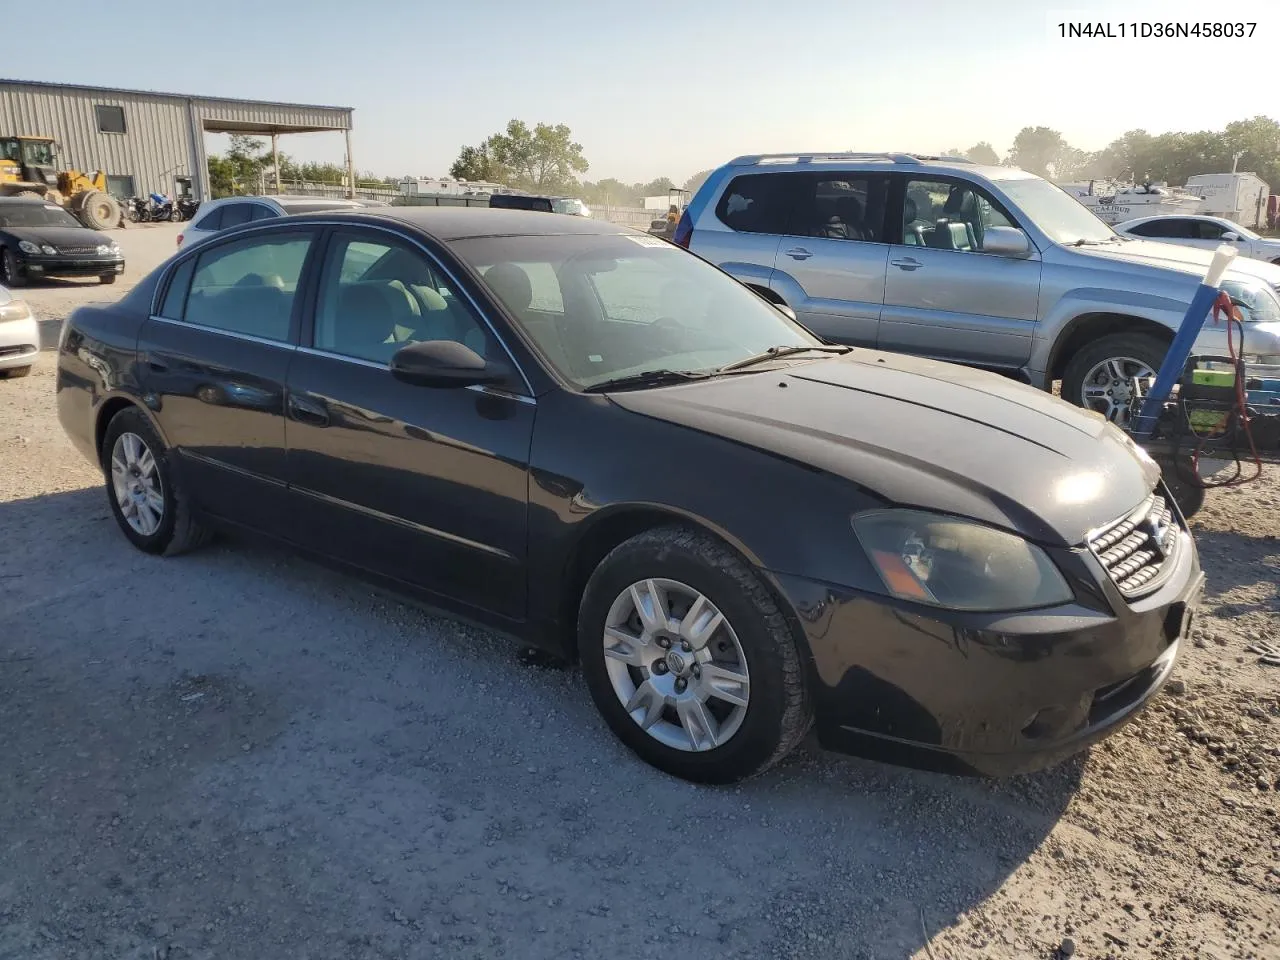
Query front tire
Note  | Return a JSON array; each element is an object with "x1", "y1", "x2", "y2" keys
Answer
[
  {"x1": 101, "y1": 407, "x2": 210, "y2": 556},
  {"x1": 99, "y1": 273, "x2": 117, "y2": 284},
  {"x1": 1061, "y1": 332, "x2": 1169, "y2": 427},
  {"x1": 1, "y1": 247, "x2": 26, "y2": 287},
  {"x1": 0, "y1": 365, "x2": 32, "y2": 379},
  {"x1": 578, "y1": 526, "x2": 811, "y2": 784}
]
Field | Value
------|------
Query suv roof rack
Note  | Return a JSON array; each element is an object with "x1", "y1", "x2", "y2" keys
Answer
[{"x1": 728, "y1": 152, "x2": 974, "y2": 166}]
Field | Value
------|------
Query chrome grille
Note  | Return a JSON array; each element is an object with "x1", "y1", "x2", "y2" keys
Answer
[
  {"x1": 57, "y1": 245, "x2": 99, "y2": 256},
  {"x1": 1088, "y1": 492, "x2": 1179, "y2": 598}
]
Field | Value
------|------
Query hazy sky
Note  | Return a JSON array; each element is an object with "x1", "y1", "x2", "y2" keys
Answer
[{"x1": 6, "y1": 0, "x2": 1276, "y2": 184}]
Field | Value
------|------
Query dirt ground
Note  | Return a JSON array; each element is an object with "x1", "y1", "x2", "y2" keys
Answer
[{"x1": 1, "y1": 235, "x2": 1278, "y2": 959}]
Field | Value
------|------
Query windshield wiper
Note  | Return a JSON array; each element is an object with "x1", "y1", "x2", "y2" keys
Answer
[
  {"x1": 718, "y1": 344, "x2": 851, "y2": 373},
  {"x1": 1071, "y1": 237, "x2": 1121, "y2": 246},
  {"x1": 581, "y1": 369, "x2": 713, "y2": 393}
]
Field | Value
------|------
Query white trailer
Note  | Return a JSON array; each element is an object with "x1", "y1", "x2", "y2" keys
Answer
[{"x1": 1184, "y1": 173, "x2": 1271, "y2": 229}]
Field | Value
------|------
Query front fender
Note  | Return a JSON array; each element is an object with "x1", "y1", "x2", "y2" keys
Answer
[{"x1": 1030, "y1": 289, "x2": 1185, "y2": 386}]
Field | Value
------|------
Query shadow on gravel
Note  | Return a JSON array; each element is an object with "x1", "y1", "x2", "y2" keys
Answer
[
  {"x1": 1192, "y1": 528, "x2": 1280, "y2": 613},
  {"x1": 0, "y1": 486, "x2": 1083, "y2": 960}
]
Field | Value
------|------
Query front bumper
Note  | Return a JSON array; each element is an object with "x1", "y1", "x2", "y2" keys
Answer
[
  {"x1": 14, "y1": 253, "x2": 125, "y2": 281},
  {"x1": 1194, "y1": 320, "x2": 1280, "y2": 364},
  {"x1": 770, "y1": 523, "x2": 1203, "y2": 777},
  {"x1": 0, "y1": 315, "x2": 41, "y2": 370}
]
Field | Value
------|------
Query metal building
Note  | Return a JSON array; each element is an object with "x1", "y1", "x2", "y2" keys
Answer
[{"x1": 0, "y1": 78, "x2": 353, "y2": 201}]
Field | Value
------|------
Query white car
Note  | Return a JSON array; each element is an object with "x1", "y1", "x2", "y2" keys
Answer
[
  {"x1": 1114, "y1": 215, "x2": 1280, "y2": 265},
  {"x1": 0, "y1": 283, "x2": 39, "y2": 379},
  {"x1": 176, "y1": 195, "x2": 367, "y2": 250}
]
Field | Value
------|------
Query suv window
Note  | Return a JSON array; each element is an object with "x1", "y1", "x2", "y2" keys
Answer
[
  {"x1": 902, "y1": 178, "x2": 1016, "y2": 253},
  {"x1": 714, "y1": 174, "x2": 792, "y2": 234},
  {"x1": 314, "y1": 231, "x2": 494, "y2": 366},
  {"x1": 179, "y1": 232, "x2": 313, "y2": 341},
  {"x1": 791, "y1": 174, "x2": 889, "y2": 242}
]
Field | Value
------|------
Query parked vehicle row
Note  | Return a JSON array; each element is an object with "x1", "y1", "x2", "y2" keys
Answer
[
  {"x1": 56, "y1": 205, "x2": 1203, "y2": 784},
  {"x1": 674, "y1": 153, "x2": 1280, "y2": 425}
]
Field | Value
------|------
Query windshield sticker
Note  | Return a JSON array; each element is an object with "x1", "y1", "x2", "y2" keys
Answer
[{"x1": 625, "y1": 234, "x2": 673, "y2": 248}]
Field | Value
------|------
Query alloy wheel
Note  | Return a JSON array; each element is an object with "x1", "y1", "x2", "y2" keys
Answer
[
  {"x1": 1079, "y1": 356, "x2": 1156, "y2": 425},
  {"x1": 602, "y1": 578, "x2": 750, "y2": 752},
  {"x1": 110, "y1": 431, "x2": 165, "y2": 536}
]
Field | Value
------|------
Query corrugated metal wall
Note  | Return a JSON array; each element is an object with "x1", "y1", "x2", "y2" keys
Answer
[
  {"x1": 0, "y1": 84, "x2": 194, "y2": 199},
  {"x1": 1, "y1": 82, "x2": 352, "y2": 201}
]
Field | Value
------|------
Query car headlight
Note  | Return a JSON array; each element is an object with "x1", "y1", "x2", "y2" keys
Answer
[
  {"x1": 17, "y1": 240, "x2": 41, "y2": 254},
  {"x1": 0, "y1": 297, "x2": 33, "y2": 323},
  {"x1": 96, "y1": 243, "x2": 119, "y2": 255},
  {"x1": 852, "y1": 509, "x2": 1073, "y2": 611},
  {"x1": 42, "y1": 244, "x2": 57, "y2": 255}
]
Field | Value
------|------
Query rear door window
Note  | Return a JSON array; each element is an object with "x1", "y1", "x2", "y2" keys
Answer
[
  {"x1": 181, "y1": 231, "x2": 314, "y2": 341},
  {"x1": 249, "y1": 204, "x2": 278, "y2": 222},
  {"x1": 789, "y1": 174, "x2": 889, "y2": 242},
  {"x1": 714, "y1": 174, "x2": 795, "y2": 235}
]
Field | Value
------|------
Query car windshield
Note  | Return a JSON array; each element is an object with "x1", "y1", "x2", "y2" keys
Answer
[
  {"x1": 551, "y1": 199, "x2": 585, "y2": 215},
  {"x1": 0, "y1": 202, "x2": 83, "y2": 228},
  {"x1": 997, "y1": 177, "x2": 1117, "y2": 244},
  {"x1": 451, "y1": 233, "x2": 820, "y2": 388}
]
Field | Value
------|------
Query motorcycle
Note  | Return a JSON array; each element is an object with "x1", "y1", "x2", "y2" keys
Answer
[
  {"x1": 176, "y1": 197, "x2": 200, "y2": 222},
  {"x1": 148, "y1": 192, "x2": 176, "y2": 222},
  {"x1": 124, "y1": 196, "x2": 147, "y2": 223}
]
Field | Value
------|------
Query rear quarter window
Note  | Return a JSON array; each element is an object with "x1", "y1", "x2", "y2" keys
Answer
[
  {"x1": 714, "y1": 174, "x2": 792, "y2": 234},
  {"x1": 193, "y1": 207, "x2": 223, "y2": 231}
]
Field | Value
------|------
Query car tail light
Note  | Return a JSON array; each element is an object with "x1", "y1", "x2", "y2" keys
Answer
[{"x1": 176, "y1": 234, "x2": 183, "y2": 248}]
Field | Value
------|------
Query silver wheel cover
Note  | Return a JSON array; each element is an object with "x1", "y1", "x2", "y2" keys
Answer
[
  {"x1": 110, "y1": 432, "x2": 165, "y2": 536},
  {"x1": 1079, "y1": 355, "x2": 1157, "y2": 425},
  {"x1": 603, "y1": 578, "x2": 750, "y2": 752}
]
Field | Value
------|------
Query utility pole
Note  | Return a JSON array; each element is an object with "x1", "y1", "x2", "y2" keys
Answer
[
  {"x1": 271, "y1": 133, "x2": 281, "y2": 194},
  {"x1": 345, "y1": 129, "x2": 356, "y2": 199}
]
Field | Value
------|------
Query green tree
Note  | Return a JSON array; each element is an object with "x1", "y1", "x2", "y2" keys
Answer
[
  {"x1": 1008, "y1": 126, "x2": 1068, "y2": 177},
  {"x1": 964, "y1": 142, "x2": 1000, "y2": 165},
  {"x1": 452, "y1": 120, "x2": 588, "y2": 193},
  {"x1": 683, "y1": 169, "x2": 714, "y2": 195}
]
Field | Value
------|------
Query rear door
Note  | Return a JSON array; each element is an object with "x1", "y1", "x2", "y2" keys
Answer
[
  {"x1": 879, "y1": 176, "x2": 1041, "y2": 370},
  {"x1": 139, "y1": 226, "x2": 319, "y2": 534},
  {"x1": 765, "y1": 172, "x2": 890, "y2": 346}
]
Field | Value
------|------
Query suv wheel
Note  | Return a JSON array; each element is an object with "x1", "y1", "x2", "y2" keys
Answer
[{"x1": 1061, "y1": 333, "x2": 1169, "y2": 426}]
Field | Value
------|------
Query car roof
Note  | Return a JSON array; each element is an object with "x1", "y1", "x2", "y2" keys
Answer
[
  {"x1": 0, "y1": 196, "x2": 56, "y2": 205},
  {"x1": 1116, "y1": 214, "x2": 1224, "y2": 227},
  {"x1": 718, "y1": 152, "x2": 1038, "y2": 183},
  {"x1": 284, "y1": 206, "x2": 634, "y2": 241}
]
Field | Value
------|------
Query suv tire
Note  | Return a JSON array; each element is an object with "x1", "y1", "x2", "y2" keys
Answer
[{"x1": 1061, "y1": 332, "x2": 1170, "y2": 426}]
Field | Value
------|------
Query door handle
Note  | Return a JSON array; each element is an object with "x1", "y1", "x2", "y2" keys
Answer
[
  {"x1": 287, "y1": 393, "x2": 330, "y2": 427},
  {"x1": 784, "y1": 247, "x2": 813, "y2": 260},
  {"x1": 890, "y1": 257, "x2": 922, "y2": 271}
]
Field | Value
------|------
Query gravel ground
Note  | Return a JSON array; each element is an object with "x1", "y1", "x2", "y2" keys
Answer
[{"x1": 2, "y1": 245, "x2": 1279, "y2": 959}]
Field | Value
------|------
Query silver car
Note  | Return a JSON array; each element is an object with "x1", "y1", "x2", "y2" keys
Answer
[
  {"x1": 176, "y1": 195, "x2": 366, "y2": 251},
  {"x1": 0, "y1": 283, "x2": 39, "y2": 379},
  {"x1": 682, "y1": 153, "x2": 1280, "y2": 422}
]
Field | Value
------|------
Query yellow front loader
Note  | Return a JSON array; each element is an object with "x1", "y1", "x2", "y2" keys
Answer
[{"x1": 1, "y1": 135, "x2": 121, "y2": 229}]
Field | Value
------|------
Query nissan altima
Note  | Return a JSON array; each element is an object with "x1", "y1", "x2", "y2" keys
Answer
[{"x1": 56, "y1": 208, "x2": 1204, "y2": 783}]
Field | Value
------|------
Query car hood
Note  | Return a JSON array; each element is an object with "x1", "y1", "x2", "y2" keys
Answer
[
  {"x1": 1079, "y1": 238, "x2": 1280, "y2": 286},
  {"x1": 2, "y1": 225, "x2": 114, "y2": 248},
  {"x1": 608, "y1": 351, "x2": 1161, "y2": 546}
]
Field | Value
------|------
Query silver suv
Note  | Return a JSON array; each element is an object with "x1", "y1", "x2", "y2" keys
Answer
[{"x1": 680, "y1": 153, "x2": 1280, "y2": 421}]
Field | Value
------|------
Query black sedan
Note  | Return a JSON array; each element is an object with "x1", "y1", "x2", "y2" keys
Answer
[
  {"x1": 55, "y1": 208, "x2": 1203, "y2": 783},
  {"x1": 0, "y1": 196, "x2": 125, "y2": 286}
]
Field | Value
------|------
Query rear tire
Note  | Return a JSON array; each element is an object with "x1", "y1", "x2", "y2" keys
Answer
[
  {"x1": 1, "y1": 247, "x2": 25, "y2": 287},
  {"x1": 0, "y1": 365, "x2": 32, "y2": 379},
  {"x1": 578, "y1": 525, "x2": 811, "y2": 784},
  {"x1": 1060, "y1": 332, "x2": 1170, "y2": 426},
  {"x1": 101, "y1": 407, "x2": 211, "y2": 556},
  {"x1": 78, "y1": 191, "x2": 120, "y2": 231}
]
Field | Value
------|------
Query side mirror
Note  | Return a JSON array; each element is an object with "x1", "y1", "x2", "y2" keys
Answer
[
  {"x1": 389, "y1": 340, "x2": 510, "y2": 389},
  {"x1": 981, "y1": 226, "x2": 1032, "y2": 257},
  {"x1": 1221, "y1": 232, "x2": 1241, "y2": 242},
  {"x1": 775, "y1": 303, "x2": 798, "y2": 322}
]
